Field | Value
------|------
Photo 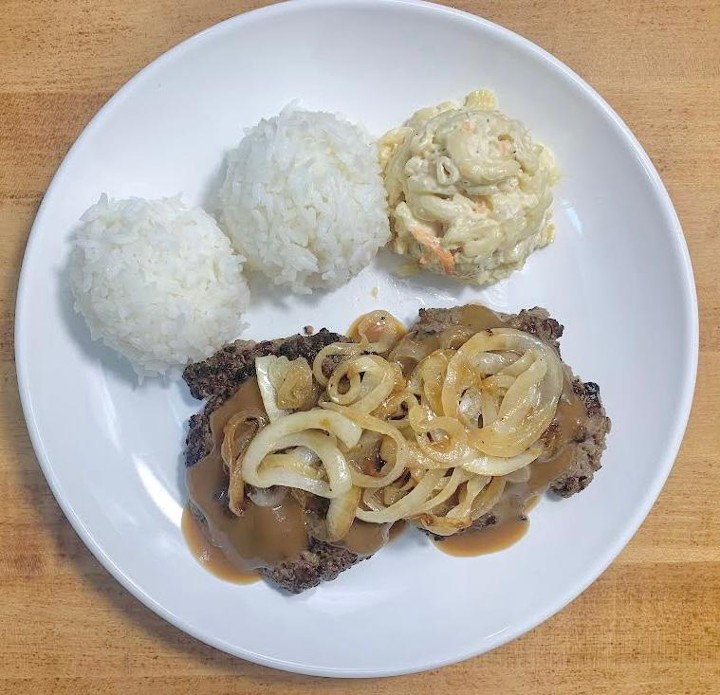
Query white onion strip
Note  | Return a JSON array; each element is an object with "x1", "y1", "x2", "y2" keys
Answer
[
  {"x1": 241, "y1": 410, "x2": 361, "y2": 497},
  {"x1": 356, "y1": 470, "x2": 444, "y2": 524}
]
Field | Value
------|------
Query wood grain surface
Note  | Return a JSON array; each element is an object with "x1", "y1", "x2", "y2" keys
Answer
[{"x1": 1, "y1": 1, "x2": 718, "y2": 693}]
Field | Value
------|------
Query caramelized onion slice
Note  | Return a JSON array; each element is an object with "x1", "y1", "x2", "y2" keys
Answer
[
  {"x1": 255, "y1": 356, "x2": 290, "y2": 423},
  {"x1": 356, "y1": 469, "x2": 444, "y2": 524},
  {"x1": 221, "y1": 411, "x2": 264, "y2": 517},
  {"x1": 326, "y1": 354, "x2": 400, "y2": 413},
  {"x1": 348, "y1": 310, "x2": 407, "y2": 355},
  {"x1": 241, "y1": 409, "x2": 361, "y2": 498},
  {"x1": 327, "y1": 486, "x2": 362, "y2": 541},
  {"x1": 461, "y1": 444, "x2": 543, "y2": 476},
  {"x1": 414, "y1": 467, "x2": 473, "y2": 515},
  {"x1": 312, "y1": 343, "x2": 362, "y2": 386},
  {"x1": 442, "y1": 328, "x2": 563, "y2": 458},
  {"x1": 321, "y1": 402, "x2": 415, "y2": 488}
]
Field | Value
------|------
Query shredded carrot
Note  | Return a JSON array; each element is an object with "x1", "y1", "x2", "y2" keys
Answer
[{"x1": 409, "y1": 226, "x2": 455, "y2": 274}]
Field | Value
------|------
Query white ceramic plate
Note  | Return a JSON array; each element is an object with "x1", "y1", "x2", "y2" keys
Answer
[{"x1": 16, "y1": 0, "x2": 697, "y2": 678}]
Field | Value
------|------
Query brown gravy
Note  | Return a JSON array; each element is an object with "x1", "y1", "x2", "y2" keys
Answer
[
  {"x1": 181, "y1": 505, "x2": 261, "y2": 584},
  {"x1": 185, "y1": 379, "x2": 309, "y2": 573},
  {"x1": 341, "y1": 520, "x2": 391, "y2": 556},
  {"x1": 434, "y1": 517, "x2": 529, "y2": 556},
  {"x1": 337, "y1": 519, "x2": 407, "y2": 555},
  {"x1": 388, "y1": 520, "x2": 407, "y2": 542}
]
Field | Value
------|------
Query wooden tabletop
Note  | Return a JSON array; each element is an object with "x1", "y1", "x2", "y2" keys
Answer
[{"x1": 1, "y1": 1, "x2": 718, "y2": 692}]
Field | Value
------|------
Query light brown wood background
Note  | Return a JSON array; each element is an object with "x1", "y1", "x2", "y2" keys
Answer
[{"x1": 1, "y1": 1, "x2": 718, "y2": 693}]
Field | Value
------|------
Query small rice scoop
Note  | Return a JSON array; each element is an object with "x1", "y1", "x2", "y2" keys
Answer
[
  {"x1": 218, "y1": 106, "x2": 390, "y2": 293},
  {"x1": 69, "y1": 195, "x2": 250, "y2": 378}
]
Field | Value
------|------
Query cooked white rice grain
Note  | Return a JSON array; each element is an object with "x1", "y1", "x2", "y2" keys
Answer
[
  {"x1": 218, "y1": 106, "x2": 390, "y2": 294},
  {"x1": 69, "y1": 195, "x2": 250, "y2": 378}
]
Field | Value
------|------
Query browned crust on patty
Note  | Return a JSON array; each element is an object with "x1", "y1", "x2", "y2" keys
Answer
[
  {"x1": 411, "y1": 306, "x2": 564, "y2": 355},
  {"x1": 183, "y1": 329, "x2": 351, "y2": 401},
  {"x1": 550, "y1": 380, "x2": 610, "y2": 496}
]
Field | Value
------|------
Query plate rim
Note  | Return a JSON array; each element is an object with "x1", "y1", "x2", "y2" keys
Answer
[{"x1": 14, "y1": 0, "x2": 699, "y2": 678}]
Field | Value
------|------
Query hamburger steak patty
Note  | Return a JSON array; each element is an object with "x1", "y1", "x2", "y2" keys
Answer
[
  {"x1": 411, "y1": 307, "x2": 611, "y2": 497},
  {"x1": 183, "y1": 308, "x2": 610, "y2": 593},
  {"x1": 184, "y1": 329, "x2": 363, "y2": 594}
]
